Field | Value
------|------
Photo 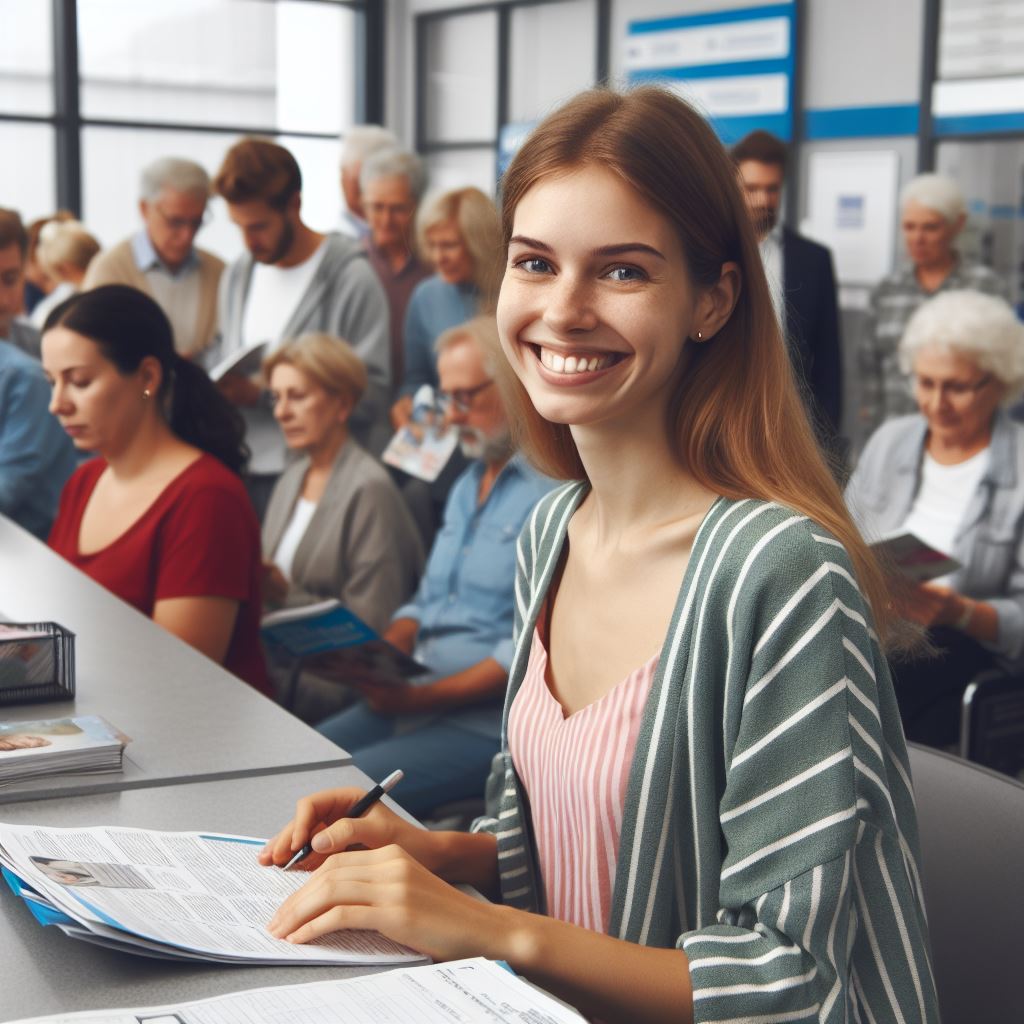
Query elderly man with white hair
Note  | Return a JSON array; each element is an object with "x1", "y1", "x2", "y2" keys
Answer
[
  {"x1": 338, "y1": 124, "x2": 399, "y2": 239},
  {"x1": 83, "y1": 156, "x2": 223, "y2": 358},
  {"x1": 859, "y1": 173, "x2": 1008, "y2": 435},
  {"x1": 847, "y1": 289, "x2": 1024, "y2": 747}
]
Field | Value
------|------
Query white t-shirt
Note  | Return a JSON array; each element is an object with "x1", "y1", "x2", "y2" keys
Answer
[
  {"x1": 759, "y1": 223, "x2": 786, "y2": 334},
  {"x1": 242, "y1": 240, "x2": 328, "y2": 349},
  {"x1": 901, "y1": 447, "x2": 990, "y2": 584},
  {"x1": 273, "y1": 497, "x2": 318, "y2": 581}
]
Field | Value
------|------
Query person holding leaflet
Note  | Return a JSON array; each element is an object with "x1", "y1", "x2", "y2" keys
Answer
[{"x1": 260, "y1": 88, "x2": 936, "y2": 1023}]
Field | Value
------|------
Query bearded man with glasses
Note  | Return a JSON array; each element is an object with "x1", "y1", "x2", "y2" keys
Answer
[
  {"x1": 83, "y1": 157, "x2": 222, "y2": 360},
  {"x1": 314, "y1": 315, "x2": 555, "y2": 818}
]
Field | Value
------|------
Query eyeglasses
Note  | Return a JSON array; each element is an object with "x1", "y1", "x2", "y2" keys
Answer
[
  {"x1": 914, "y1": 373, "x2": 993, "y2": 400},
  {"x1": 435, "y1": 379, "x2": 494, "y2": 413},
  {"x1": 153, "y1": 204, "x2": 210, "y2": 234}
]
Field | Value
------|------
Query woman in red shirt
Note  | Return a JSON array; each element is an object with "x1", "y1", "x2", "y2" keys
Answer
[{"x1": 43, "y1": 285, "x2": 270, "y2": 695}]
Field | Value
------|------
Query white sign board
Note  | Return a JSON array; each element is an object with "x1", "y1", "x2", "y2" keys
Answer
[
  {"x1": 624, "y1": 16, "x2": 790, "y2": 72},
  {"x1": 802, "y1": 151, "x2": 900, "y2": 285}
]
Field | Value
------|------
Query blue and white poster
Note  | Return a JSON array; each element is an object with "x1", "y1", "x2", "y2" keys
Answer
[{"x1": 625, "y1": 2, "x2": 796, "y2": 143}]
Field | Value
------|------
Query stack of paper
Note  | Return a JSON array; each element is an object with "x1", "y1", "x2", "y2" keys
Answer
[
  {"x1": 0, "y1": 716, "x2": 125, "y2": 785},
  {"x1": 0, "y1": 821, "x2": 426, "y2": 967},
  {"x1": 6, "y1": 957, "x2": 586, "y2": 1023}
]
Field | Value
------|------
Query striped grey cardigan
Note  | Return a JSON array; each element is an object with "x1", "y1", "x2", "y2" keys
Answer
[{"x1": 474, "y1": 485, "x2": 939, "y2": 1023}]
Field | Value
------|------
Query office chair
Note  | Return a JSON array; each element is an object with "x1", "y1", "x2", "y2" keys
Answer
[
  {"x1": 907, "y1": 743, "x2": 1024, "y2": 1024},
  {"x1": 959, "y1": 668, "x2": 1024, "y2": 777}
]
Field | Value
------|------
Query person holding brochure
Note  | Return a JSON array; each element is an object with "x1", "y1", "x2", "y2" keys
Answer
[
  {"x1": 261, "y1": 332, "x2": 424, "y2": 719},
  {"x1": 43, "y1": 285, "x2": 270, "y2": 695},
  {"x1": 261, "y1": 88, "x2": 936, "y2": 1024},
  {"x1": 314, "y1": 316, "x2": 554, "y2": 816},
  {"x1": 846, "y1": 289, "x2": 1024, "y2": 745}
]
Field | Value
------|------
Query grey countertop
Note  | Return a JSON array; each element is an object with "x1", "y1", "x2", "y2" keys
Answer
[{"x1": 0, "y1": 515, "x2": 351, "y2": 804}]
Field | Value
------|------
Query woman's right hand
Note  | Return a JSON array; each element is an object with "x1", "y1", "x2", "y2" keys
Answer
[
  {"x1": 258, "y1": 787, "x2": 439, "y2": 873},
  {"x1": 390, "y1": 395, "x2": 414, "y2": 430}
]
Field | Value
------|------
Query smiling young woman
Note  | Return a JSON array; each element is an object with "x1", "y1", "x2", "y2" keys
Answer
[{"x1": 258, "y1": 87, "x2": 938, "y2": 1024}]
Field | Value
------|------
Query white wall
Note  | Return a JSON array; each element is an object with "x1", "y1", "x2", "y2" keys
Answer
[{"x1": 801, "y1": 0, "x2": 923, "y2": 110}]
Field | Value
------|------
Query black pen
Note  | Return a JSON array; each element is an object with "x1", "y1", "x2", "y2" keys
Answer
[{"x1": 283, "y1": 769, "x2": 404, "y2": 871}]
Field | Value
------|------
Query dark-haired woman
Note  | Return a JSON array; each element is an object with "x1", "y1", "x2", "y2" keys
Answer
[{"x1": 43, "y1": 285, "x2": 269, "y2": 694}]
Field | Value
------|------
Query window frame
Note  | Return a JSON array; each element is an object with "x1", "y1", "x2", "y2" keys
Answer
[
  {"x1": 0, "y1": 0, "x2": 380, "y2": 216},
  {"x1": 414, "y1": 0, "x2": 611, "y2": 178}
]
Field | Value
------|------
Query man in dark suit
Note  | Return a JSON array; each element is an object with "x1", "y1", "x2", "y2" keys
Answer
[{"x1": 732, "y1": 131, "x2": 843, "y2": 450}]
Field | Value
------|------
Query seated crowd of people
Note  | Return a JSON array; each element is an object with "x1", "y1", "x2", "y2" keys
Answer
[{"x1": 1, "y1": 117, "x2": 1021, "y2": 834}]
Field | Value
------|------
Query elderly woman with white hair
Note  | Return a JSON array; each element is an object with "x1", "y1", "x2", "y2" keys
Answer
[
  {"x1": 847, "y1": 289, "x2": 1024, "y2": 746},
  {"x1": 859, "y1": 173, "x2": 1008, "y2": 435}
]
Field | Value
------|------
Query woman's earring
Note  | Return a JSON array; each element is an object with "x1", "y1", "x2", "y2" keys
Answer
[
  {"x1": 142, "y1": 389, "x2": 152, "y2": 399},
  {"x1": 696, "y1": 330, "x2": 704, "y2": 342}
]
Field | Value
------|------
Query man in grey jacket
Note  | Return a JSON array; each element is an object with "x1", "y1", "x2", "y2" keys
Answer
[{"x1": 211, "y1": 138, "x2": 391, "y2": 514}]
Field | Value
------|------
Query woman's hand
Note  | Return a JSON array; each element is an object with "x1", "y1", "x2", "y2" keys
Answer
[
  {"x1": 355, "y1": 681, "x2": 439, "y2": 716},
  {"x1": 390, "y1": 395, "x2": 414, "y2": 430},
  {"x1": 897, "y1": 581, "x2": 967, "y2": 628},
  {"x1": 266, "y1": 844, "x2": 507, "y2": 962},
  {"x1": 218, "y1": 373, "x2": 263, "y2": 407},
  {"x1": 262, "y1": 562, "x2": 289, "y2": 606},
  {"x1": 258, "y1": 786, "x2": 441, "y2": 874}
]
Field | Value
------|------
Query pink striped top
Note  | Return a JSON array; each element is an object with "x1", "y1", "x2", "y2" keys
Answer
[{"x1": 507, "y1": 624, "x2": 659, "y2": 933}]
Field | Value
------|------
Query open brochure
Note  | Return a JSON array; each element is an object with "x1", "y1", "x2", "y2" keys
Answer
[
  {"x1": 4, "y1": 957, "x2": 586, "y2": 1024},
  {"x1": 207, "y1": 340, "x2": 269, "y2": 383},
  {"x1": 0, "y1": 716, "x2": 126, "y2": 786},
  {"x1": 382, "y1": 384, "x2": 459, "y2": 483},
  {"x1": 871, "y1": 531, "x2": 961, "y2": 583},
  {"x1": 262, "y1": 600, "x2": 430, "y2": 686},
  {"x1": 0, "y1": 822, "x2": 426, "y2": 967}
]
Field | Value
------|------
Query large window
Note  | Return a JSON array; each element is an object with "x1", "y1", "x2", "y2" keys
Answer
[
  {"x1": 416, "y1": 0, "x2": 609, "y2": 197},
  {"x1": 0, "y1": 0, "x2": 377, "y2": 262}
]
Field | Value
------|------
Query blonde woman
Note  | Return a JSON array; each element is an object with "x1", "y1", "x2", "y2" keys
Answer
[
  {"x1": 262, "y1": 89, "x2": 936, "y2": 1023},
  {"x1": 262, "y1": 333, "x2": 424, "y2": 633},
  {"x1": 390, "y1": 187, "x2": 502, "y2": 428},
  {"x1": 30, "y1": 220, "x2": 100, "y2": 328}
]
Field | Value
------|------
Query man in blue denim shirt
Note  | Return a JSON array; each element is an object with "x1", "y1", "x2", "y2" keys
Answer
[
  {"x1": 317, "y1": 317, "x2": 554, "y2": 815},
  {"x1": 0, "y1": 340, "x2": 77, "y2": 539}
]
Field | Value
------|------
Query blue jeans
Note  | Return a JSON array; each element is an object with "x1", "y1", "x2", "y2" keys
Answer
[{"x1": 316, "y1": 702, "x2": 498, "y2": 817}]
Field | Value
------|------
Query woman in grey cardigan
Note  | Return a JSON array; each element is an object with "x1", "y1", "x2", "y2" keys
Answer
[
  {"x1": 259, "y1": 89, "x2": 935, "y2": 1023},
  {"x1": 262, "y1": 332, "x2": 424, "y2": 636},
  {"x1": 847, "y1": 289, "x2": 1024, "y2": 745}
]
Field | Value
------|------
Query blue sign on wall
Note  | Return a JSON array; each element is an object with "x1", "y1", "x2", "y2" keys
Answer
[{"x1": 625, "y1": 2, "x2": 796, "y2": 144}]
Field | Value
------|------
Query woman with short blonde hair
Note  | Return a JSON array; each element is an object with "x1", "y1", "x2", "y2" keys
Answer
[
  {"x1": 391, "y1": 187, "x2": 503, "y2": 429},
  {"x1": 261, "y1": 333, "x2": 424, "y2": 720},
  {"x1": 263, "y1": 331, "x2": 369, "y2": 409},
  {"x1": 30, "y1": 220, "x2": 101, "y2": 328}
]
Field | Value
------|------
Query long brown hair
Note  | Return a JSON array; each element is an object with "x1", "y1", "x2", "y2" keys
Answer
[{"x1": 497, "y1": 87, "x2": 895, "y2": 646}]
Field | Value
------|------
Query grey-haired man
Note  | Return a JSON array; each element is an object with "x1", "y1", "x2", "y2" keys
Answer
[{"x1": 83, "y1": 156, "x2": 224, "y2": 358}]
